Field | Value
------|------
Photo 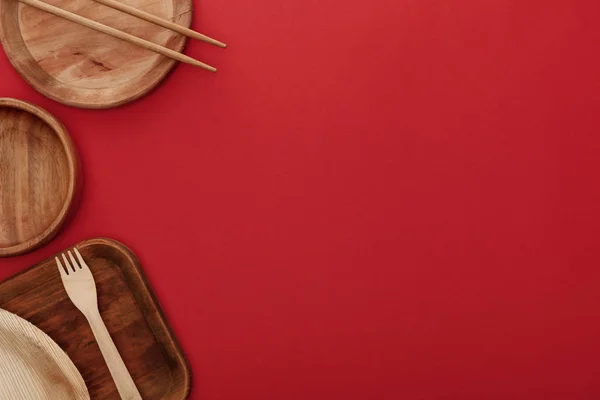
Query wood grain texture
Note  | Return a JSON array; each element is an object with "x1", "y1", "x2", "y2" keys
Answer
[
  {"x1": 0, "y1": 0, "x2": 192, "y2": 108},
  {"x1": 0, "y1": 98, "x2": 79, "y2": 257},
  {"x1": 0, "y1": 308, "x2": 90, "y2": 400},
  {"x1": 58, "y1": 248, "x2": 142, "y2": 399},
  {"x1": 17, "y1": 0, "x2": 217, "y2": 72},
  {"x1": 0, "y1": 238, "x2": 191, "y2": 399}
]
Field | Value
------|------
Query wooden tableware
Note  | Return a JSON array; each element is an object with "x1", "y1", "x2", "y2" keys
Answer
[
  {"x1": 0, "y1": 98, "x2": 79, "y2": 257},
  {"x1": 0, "y1": 238, "x2": 191, "y2": 399},
  {"x1": 0, "y1": 308, "x2": 90, "y2": 400},
  {"x1": 89, "y1": 0, "x2": 226, "y2": 48},
  {"x1": 58, "y1": 248, "x2": 142, "y2": 400},
  {"x1": 17, "y1": 0, "x2": 217, "y2": 72},
  {"x1": 0, "y1": 0, "x2": 193, "y2": 108}
]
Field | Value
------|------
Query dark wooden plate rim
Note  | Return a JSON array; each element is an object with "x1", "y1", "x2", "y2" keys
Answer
[
  {"x1": 83, "y1": 237, "x2": 192, "y2": 398},
  {"x1": 0, "y1": 98, "x2": 79, "y2": 257},
  {"x1": 0, "y1": 237, "x2": 193, "y2": 398}
]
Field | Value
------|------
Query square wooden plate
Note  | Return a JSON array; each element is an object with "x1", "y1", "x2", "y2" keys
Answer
[{"x1": 0, "y1": 238, "x2": 191, "y2": 399}]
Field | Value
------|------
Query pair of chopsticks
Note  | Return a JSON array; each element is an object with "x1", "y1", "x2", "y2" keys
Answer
[{"x1": 19, "y1": 0, "x2": 225, "y2": 72}]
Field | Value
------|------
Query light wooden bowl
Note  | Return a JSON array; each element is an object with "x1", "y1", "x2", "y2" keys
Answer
[
  {"x1": 0, "y1": 98, "x2": 79, "y2": 257},
  {"x1": 0, "y1": 0, "x2": 192, "y2": 109}
]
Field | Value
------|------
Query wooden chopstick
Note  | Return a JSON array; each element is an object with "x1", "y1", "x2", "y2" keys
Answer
[
  {"x1": 18, "y1": 0, "x2": 217, "y2": 72},
  {"x1": 92, "y1": 0, "x2": 226, "y2": 48}
]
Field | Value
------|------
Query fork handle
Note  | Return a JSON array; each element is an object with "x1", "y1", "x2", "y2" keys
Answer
[{"x1": 87, "y1": 311, "x2": 143, "y2": 400}]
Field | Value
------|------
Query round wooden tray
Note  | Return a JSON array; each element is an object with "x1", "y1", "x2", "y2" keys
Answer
[
  {"x1": 0, "y1": 98, "x2": 79, "y2": 257},
  {"x1": 0, "y1": 0, "x2": 192, "y2": 109},
  {"x1": 0, "y1": 308, "x2": 90, "y2": 399}
]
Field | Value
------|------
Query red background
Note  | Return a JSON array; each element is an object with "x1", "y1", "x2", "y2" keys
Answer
[{"x1": 2, "y1": 0, "x2": 600, "y2": 398}]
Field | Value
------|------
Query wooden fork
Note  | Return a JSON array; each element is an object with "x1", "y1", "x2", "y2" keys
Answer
[{"x1": 57, "y1": 248, "x2": 142, "y2": 400}]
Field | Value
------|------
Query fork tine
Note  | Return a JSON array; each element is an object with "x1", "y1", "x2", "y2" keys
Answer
[
  {"x1": 62, "y1": 253, "x2": 75, "y2": 272},
  {"x1": 68, "y1": 250, "x2": 80, "y2": 270},
  {"x1": 74, "y1": 248, "x2": 89, "y2": 269},
  {"x1": 56, "y1": 256, "x2": 68, "y2": 277}
]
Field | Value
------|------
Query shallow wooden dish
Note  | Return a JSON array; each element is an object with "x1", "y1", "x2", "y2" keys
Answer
[
  {"x1": 0, "y1": 98, "x2": 79, "y2": 257},
  {"x1": 0, "y1": 308, "x2": 90, "y2": 399},
  {"x1": 0, "y1": 0, "x2": 192, "y2": 108},
  {"x1": 0, "y1": 238, "x2": 192, "y2": 399}
]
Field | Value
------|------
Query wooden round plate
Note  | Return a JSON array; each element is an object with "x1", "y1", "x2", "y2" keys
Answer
[
  {"x1": 0, "y1": 98, "x2": 79, "y2": 257},
  {"x1": 0, "y1": 308, "x2": 90, "y2": 399},
  {"x1": 0, "y1": 0, "x2": 192, "y2": 108}
]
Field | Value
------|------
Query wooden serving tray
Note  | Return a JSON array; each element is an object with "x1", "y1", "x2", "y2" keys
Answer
[{"x1": 0, "y1": 238, "x2": 191, "y2": 399}]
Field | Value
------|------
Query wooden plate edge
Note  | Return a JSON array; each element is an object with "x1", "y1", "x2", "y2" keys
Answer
[
  {"x1": 0, "y1": 1, "x2": 193, "y2": 109},
  {"x1": 78, "y1": 237, "x2": 193, "y2": 399},
  {"x1": 0, "y1": 98, "x2": 80, "y2": 257}
]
